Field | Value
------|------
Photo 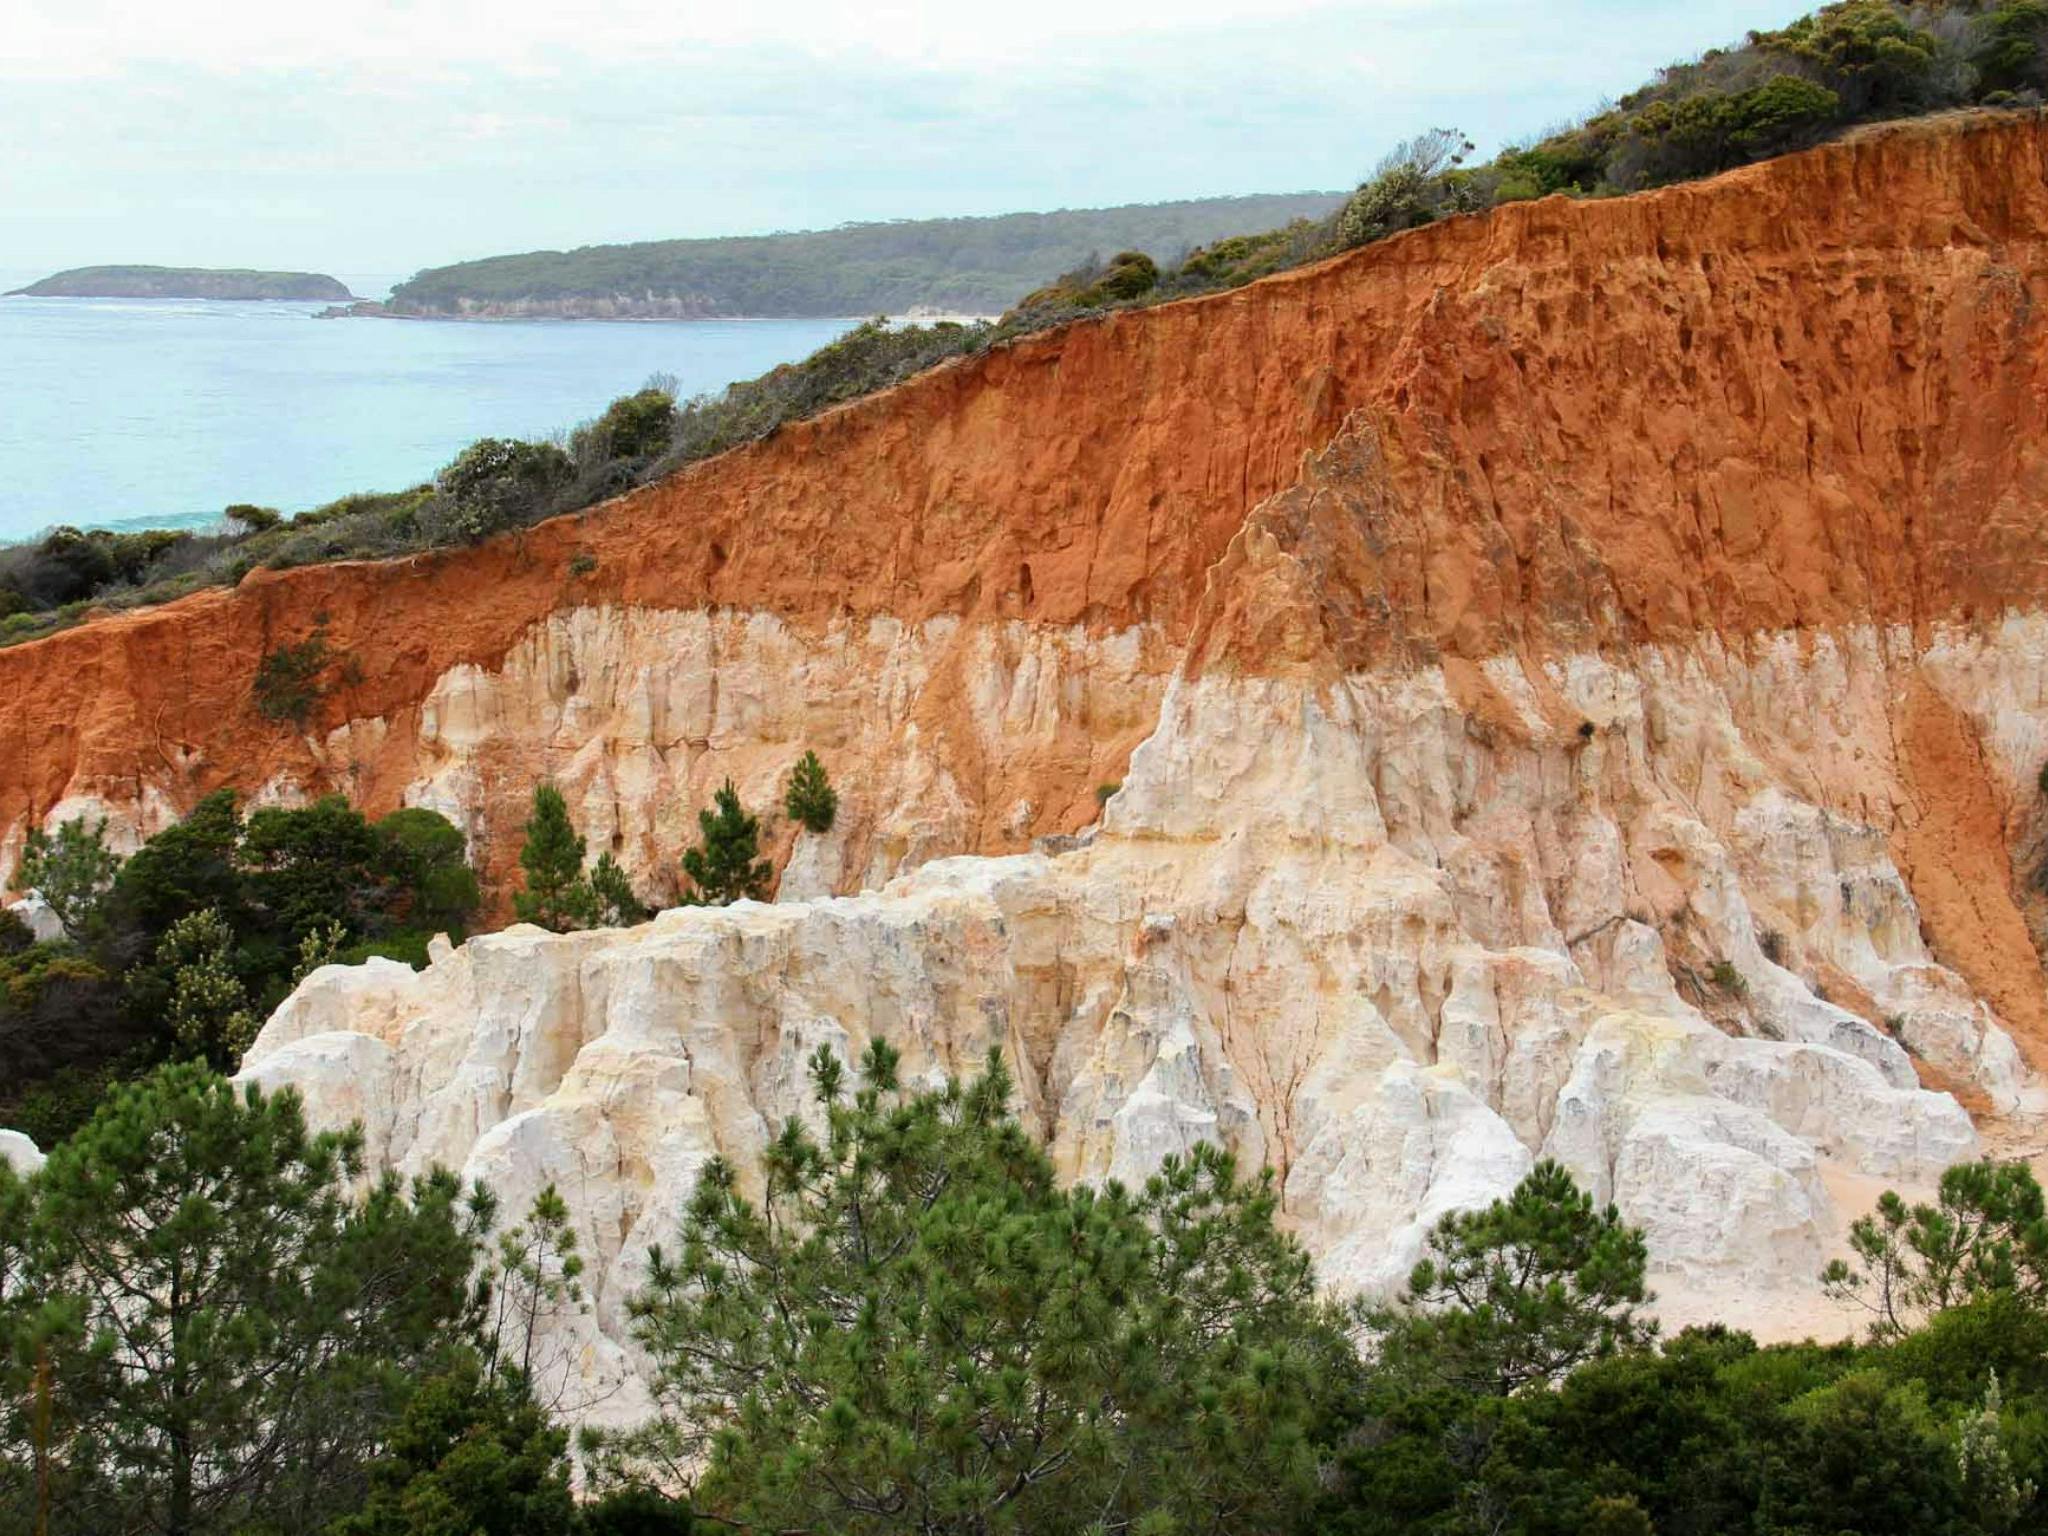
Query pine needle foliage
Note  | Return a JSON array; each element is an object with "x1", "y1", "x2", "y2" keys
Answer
[
  {"x1": 589, "y1": 852, "x2": 650, "y2": 927},
  {"x1": 783, "y1": 750, "x2": 839, "y2": 835},
  {"x1": 1822, "y1": 1158, "x2": 2048, "y2": 1340},
  {"x1": 514, "y1": 784, "x2": 598, "y2": 933},
  {"x1": 16, "y1": 816, "x2": 121, "y2": 942},
  {"x1": 0, "y1": 1063, "x2": 490, "y2": 1535},
  {"x1": 1373, "y1": 1159, "x2": 1654, "y2": 1396},
  {"x1": 678, "y1": 779, "x2": 772, "y2": 906},
  {"x1": 600, "y1": 1044, "x2": 1348, "y2": 1535}
]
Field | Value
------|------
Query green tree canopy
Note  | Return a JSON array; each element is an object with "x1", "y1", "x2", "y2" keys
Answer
[
  {"x1": 1373, "y1": 1159, "x2": 1654, "y2": 1396},
  {"x1": 783, "y1": 750, "x2": 839, "y2": 835},
  {"x1": 327, "y1": 1352, "x2": 577, "y2": 1536},
  {"x1": 0, "y1": 1063, "x2": 488, "y2": 1536},
  {"x1": 514, "y1": 785, "x2": 598, "y2": 933},
  {"x1": 678, "y1": 779, "x2": 771, "y2": 906},
  {"x1": 601, "y1": 1043, "x2": 1348, "y2": 1535},
  {"x1": 112, "y1": 789, "x2": 246, "y2": 943},
  {"x1": 242, "y1": 793, "x2": 385, "y2": 946},
  {"x1": 373, "y1": 808, "x2": 483, "y2": 937},
  {"x1": 15, "y1": 816, "x2": 122, "y2": 942}
]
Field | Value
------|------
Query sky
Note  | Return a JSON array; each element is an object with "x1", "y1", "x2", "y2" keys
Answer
[{"x1": 1, "y1": 1, "x2": 1804, "y2": 284}]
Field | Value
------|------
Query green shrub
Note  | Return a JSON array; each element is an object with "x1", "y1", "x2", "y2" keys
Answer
[
  {"x1": 1754, "y1": 0, "x2": 1941, "y2": 116},
  {"x1": 1976, "y1": 2, "x2": 2048, "y2": 95},
  {"x1": 225, "y1": 502, "x2": 282, "y2": 532},
  {"x1": 1336, "y1": 128, "x2": 1478, "y2": 249},
  {"x1": 435, "y1": 437, "x2": 575, "y2": 542},
  {"x1": 0, "y1": 907, "x2": 33, "y2": 955},
  {"x1": 336, "y1": 929, "x2": 435, "y2": 969},
  {"x1": 253, "y1": 627, "x2": 334, "y2": 725},
  {"x1": 589, "y1": 388, "x2": 677, "y2": 461}
]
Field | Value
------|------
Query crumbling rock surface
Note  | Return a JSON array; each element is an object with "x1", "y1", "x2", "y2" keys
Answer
[{"x1": 13, "y1": 114, "x2": 2048, "y2": 1412}]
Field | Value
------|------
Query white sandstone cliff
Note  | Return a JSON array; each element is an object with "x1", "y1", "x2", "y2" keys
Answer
[{"x1": 240, "y1": 610, "x2": 2048, "y2": 1426}]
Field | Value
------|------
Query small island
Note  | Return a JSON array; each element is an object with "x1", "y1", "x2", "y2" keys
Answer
[{"x1": 8, "y1": 265, "x2": 354, "y2": 301}]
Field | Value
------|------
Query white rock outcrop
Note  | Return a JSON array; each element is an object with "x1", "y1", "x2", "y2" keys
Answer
[
  {"x1": 242, "y1": 616, "x2": 2048, "y2": 1422},
  {"x1": 0, "y1": 1130, "x2": 45, "y2": 1176}
]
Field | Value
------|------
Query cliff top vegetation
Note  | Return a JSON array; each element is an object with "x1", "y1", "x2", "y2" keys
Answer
[
  {"x1": 355, "y1": 192, "x2": 1348, "y2": 319},
  {"x1": 3, "y1": 1, "x2": 2044, "y2": 647}
]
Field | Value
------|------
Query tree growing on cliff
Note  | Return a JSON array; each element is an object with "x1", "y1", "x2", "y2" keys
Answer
[
  {"x1": 678, "y1": 780, "x2": 771, "y2": 906},
  {"x1": 589, "y1": 852, "x2": 649, "y2": 928},
  {"x1": 782, "y1": 750, "x2": 837, "y2": 835},
  {"x1": 1372, "y1": 1159, "x2": 1653, "y2": 1396},
  {"x1": 253, "y1": 627, "x2": 336, "y2": 727},
  {"x1": 515, "y1": 785, "x2": 598, "y2": 933},
  {"x1": 599, "y1": 1043, "x2": 1349, "y2": 1535},
  {"x1": 15, "y1": 816, "x2": 121, "y2": 942},
  {"x1": 1823, "y1": 1157, "x2": 2048, "y2": 1339}
]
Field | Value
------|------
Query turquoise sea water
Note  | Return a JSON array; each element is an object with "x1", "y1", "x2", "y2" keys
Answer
[{"x1": 0, "y1": 270, "x2": 856, "y2": 542}]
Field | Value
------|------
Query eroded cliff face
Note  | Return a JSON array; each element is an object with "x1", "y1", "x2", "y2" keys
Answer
[{"x1": 16, "y1": 112, "x2": 2048, "y2": 1410}]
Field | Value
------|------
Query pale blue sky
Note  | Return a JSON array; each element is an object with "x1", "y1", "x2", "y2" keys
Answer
[{"x1": 2, "y1": 1, "x2": 1803, "y2": 282}]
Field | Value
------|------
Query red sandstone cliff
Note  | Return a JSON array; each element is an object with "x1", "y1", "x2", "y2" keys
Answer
[
  {"x1": 7, "y1": 112, "x2": 2048, "y2": 963},
  {"x1": 42, "y1": 110, "x2": 2048, "y2": 1358}
]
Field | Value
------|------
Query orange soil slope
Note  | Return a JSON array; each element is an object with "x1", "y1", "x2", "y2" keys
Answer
[{"x1": 4, "y1": 112, "x2": 2048, "y2": 871}]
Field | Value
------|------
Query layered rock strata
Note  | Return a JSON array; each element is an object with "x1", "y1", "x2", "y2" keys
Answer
[{"x1": 7, "y1": 113, "x2": 2048, "y2": 1410}]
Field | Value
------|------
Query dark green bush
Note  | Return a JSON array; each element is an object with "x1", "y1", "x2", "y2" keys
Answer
[
  {"x1": 435, "y1": 437, "x2": 576, "y2": 542},
  {"x1": 1976, "y1": 2, "x2": 2048, "y2": 95},
  {"x1": 590, "y1": 388, "x2": 677, "y2": 461},
  {"x1": 253, "y1": 627, "x2": 335, "y2": 725},
  {"x1": 225, "y1": 502, "x2": 282, "y2": 532}
]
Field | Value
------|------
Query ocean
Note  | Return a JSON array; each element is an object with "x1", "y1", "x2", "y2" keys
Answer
[{"x1": 0, "y1": 270, "x2": 857, "y2": 543}]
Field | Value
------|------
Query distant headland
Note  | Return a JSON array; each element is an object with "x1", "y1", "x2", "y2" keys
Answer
[{"x1": 7, "y1": 265, "x2": 354, "y2": 301}]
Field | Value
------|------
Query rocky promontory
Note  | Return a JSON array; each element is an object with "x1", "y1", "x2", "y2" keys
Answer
[{"x1": 8, "y1": 265, "x2": 354, "y2": 301}]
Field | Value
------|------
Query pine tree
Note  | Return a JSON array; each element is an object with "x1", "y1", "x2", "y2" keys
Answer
[
  {"x1": 515, "y1": 784, "x2": 597, "y2": 932},
  {"x1": 589, "y1": 852, "x2": 650, "y2": 928},
  {"x1": 679, "y1": 780, "x2": 772, "y2": 906},
  {"x1": 482, "y1": 1185, "x2": 588, "y2": 1410},
  {"x1": 327, "y1": 1354, "x2": 577, "y2": 1536},
  {"x1": 782, "y1": 750, "x2": 837, "y2": 834},
  {"x1": 1372, "y1": 1159, "x2": 1653, "y2": 1395},
  {"x1": 598, "y1": 1046, "x2": 1346, "y2": 1535},
  {"x1": 1822, "y1": 1158, "x2": 2048, "y2": 1339},
  {"x1": 1, "y1": 1063, "x2": 488, "y2": 1535}
]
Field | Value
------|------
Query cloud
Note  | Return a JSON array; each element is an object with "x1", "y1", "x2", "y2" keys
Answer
[
  {"x1": 0, "y1": 0, "x2": 1370, "y2": 78},
  {"x1": 0, "y1": 2, "x2": 1802, "y2": 274}
]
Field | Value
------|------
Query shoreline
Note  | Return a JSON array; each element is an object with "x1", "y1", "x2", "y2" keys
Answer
[{"x1": 323, "y1": 302, "x2": 1001, "y2": 325}]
